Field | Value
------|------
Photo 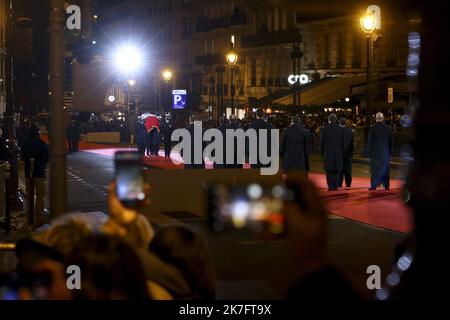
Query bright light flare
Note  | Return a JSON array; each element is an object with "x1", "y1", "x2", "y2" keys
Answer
[
  {"x1": 114, "y1": 45, "x2": 143, "y2": 74},
  {"x1": 360, "y1": 14, "x2": 376, "y2": 34}
]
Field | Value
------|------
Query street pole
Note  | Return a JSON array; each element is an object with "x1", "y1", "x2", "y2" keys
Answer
[
  {"x1": 230, "y1": 66, "x2": 234, "y2": 115},
  {"x1": 49, "y1": 0, "x2": 67, "y2": 218},
  {"x1": 366, "y1": 36, "x2": 371, "y2": 112},
  {"x1": 3, "y1": 0, "x2": 21, "y2": 210}
]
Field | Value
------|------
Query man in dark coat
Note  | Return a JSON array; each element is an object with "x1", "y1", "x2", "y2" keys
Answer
[
  {"x1": 367, "y1": 112, "x2": 392, "y2": 190},
  {"x1": 320, "y1": 113, "x2": 344, "y2": 191},
  {"x1": 249, "y1": 109, "x2": 273, "y2": 168},
  {"x1": 339, "y1": 118, "x2": 355, "y2": 188},
  {"x1": 160, "y1": 113, "x2": 174, "y2": 158},
  {"x1": 20, "y1": 126, "x2": 49, "y2": 227},
  {"x1": 281, "y1": 115, "x2": 309, "y2": 172},
  {"x1": 136, "y1": 121, "x2": 147, "y2": 156},
  {"x1": 66, "y1": 121, "x2": 80, "y2": 153}
]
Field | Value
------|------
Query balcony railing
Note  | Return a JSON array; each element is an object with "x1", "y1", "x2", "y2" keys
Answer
[
  {"x1": 195, "y1": 12, "x2": 247, "y2": 33},
  {"x1": 241, "y1": 29, "x2": 294, "y2": 48}
]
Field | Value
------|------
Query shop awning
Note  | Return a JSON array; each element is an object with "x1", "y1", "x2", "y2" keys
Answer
[{"x1": 274, "y1": 76, "x2": 366, "y2": 106}]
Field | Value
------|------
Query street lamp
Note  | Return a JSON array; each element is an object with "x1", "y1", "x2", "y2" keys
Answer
[
  {"x1": 361, "y1": 13, "x2": 377, "y2": 112},
  {"x1": 226, "y1": 51, "x2": 238, "y2": 115},
  {"x1": 360, "y1": 13, "x2": 377, "y2": 35},
  {"x1": 160, "y1": 69, "x2": 173, "y2": 114},
  {"x1": 162, "y1": 70, "x2": 173, "y2": 82}
]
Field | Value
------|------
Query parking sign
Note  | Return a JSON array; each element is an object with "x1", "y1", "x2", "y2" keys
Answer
[{"x1": 172, "y1": 89, "x2": 187, "y2": 110}]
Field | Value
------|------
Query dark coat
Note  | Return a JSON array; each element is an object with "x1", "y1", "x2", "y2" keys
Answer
[
  {"x1": 66, "y1": 123, "x2": 80, "y2": 141},
  {"x1": 21, "y1": 137, "x2": 49, "y2": 178},
  {"x1": 342, "y1": 126, "x2": 355, "y2": 159},
  {"x1": 249, "y1": 119, "x2": 274, "y2": 168},
  {"x1": 160, "y1": 120, "x2": 174, "y2": 140},
  {"x1": 281, "y1": 124, "x2": 309, "y2": 171},
  {"x1": 367, "y1": 122, "x2": 392, "y2": 175},
  {"x1": 320, "y1": 123, "x2": 344, "y2": 172},
  {"x1": 136, "y1": 123, "x2": 148, "y2": 145}
]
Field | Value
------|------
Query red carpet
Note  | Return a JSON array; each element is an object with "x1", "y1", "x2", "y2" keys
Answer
[
  {"x1": 53, "y1": 138, "x2": 412, "y2": 233},
  {"x1": 308, "y1": 173, "x2": 412, "y2": 233}
]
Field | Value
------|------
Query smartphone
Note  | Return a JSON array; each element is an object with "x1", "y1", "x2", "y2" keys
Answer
[
  {"x1": 114, "y1": 151, "x2": 145, "y2": 207},
  {"x1": 207, "y1": 183, "x2": 289, "y2": 235}
]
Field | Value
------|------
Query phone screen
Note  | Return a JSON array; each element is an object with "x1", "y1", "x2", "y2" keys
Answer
[
  {"x1": 114, "y1": 151, "x2": 145, "y2": 207},
  {"x1": 207, "y1": 183, "x2": 288, "y2": 235}
]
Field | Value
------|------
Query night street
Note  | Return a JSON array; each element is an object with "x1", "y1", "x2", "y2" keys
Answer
[
  {"x1": 64, "y1": 150, "x2": 403, "y2": 299},
  {"x1": 0, "y1": 0, "x2": 446, "y2": 311}
]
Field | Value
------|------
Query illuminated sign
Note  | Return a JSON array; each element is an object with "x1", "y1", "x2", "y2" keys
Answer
[
  {"x1": 287, "y1": 74, "x2": 310, "y2": 85},
  {"x1": 172, "y1": 89, "x2": 187, "y2": 110}
]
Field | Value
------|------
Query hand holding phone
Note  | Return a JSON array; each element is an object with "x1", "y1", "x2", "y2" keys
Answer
[{"x1": 114, "y1": 151, "x2": 145, "y2": 208}]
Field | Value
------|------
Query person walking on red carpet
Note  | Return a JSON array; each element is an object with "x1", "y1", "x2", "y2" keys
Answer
[
  {"x1": 145, "y1": 115, "x2": 160, "y2": 157},
  {"x1": 367, "y1": 112, "x2": 392, "y2": 190},
  {"x1": 320, "y1": 113, "x2": 344, "y2": 191}
]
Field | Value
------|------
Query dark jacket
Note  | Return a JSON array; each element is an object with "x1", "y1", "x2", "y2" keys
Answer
[
  {"x1": 281, "y1": 124, "x2": 309, "y2": 171},
  {"x1": 160, "y1": 120, "x2": 174, "y2": 139},
  {"x1": 21, "y1": 134, "x2": 49, "y2": 178},
  {"x1": 66, "y1": 123, "x2": 80, "y2": 141},
  {"x1": 320, "y1": 123, "x2": 344, "y2": 172},
  {"x1": 136, "y1": 123, "x2": 148, "y2": 145},
  {"x1": 342, "y1": 126, "x2": 355, "y2": 159},
  {"x1": 249, "y1": 118, "x2": 274, "y2": 168},
  {"x1": 367, "y1": 122, "x2": 392, "y2": 174}
]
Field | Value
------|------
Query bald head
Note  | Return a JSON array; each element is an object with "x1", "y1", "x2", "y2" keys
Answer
[{"x1": 376, "y1": 112, "x2": 384, "y2": 122}]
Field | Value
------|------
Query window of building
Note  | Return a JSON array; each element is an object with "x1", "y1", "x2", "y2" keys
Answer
[
  {"x1": 223, "y1": 84, "x2": 228, "y2": 95},
  {"x1": 251, "y1": 77, "x2": 256, "y2": 86},
  {"x1": 275, "y1": 77, "x2": 281, "y2": 87},
  {"x1": 268, "y1": 77, "x2": 273, "y2": 87},
  {"x1": 182, "y1": 17, "x2": 193, "y2": 37}
]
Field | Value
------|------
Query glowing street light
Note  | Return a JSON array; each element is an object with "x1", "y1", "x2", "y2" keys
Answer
[
  {"x1": 114, "y1": 45, "x2": 143, "y2": 74},
  {"x1": 162, "y1": 70, "x2": 173, "y2": 82},
  {"x1": 108, "y1": 95, "x2": 116, "y2": 103},
  {"x1": 226, "y1": 51, "x2": 239, "y2": 115},
  {"x1": 128, "y1": 79, "x2": 136, "y2": 87},
  {"x1": 360, "y1": 13, "x2": 377, "y2": 35},
  {"x1": 226, "y1": 51, "x2": 238, "y2": 66}
]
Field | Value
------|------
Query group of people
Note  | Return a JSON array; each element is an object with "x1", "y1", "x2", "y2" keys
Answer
[
  {"x1": 136, "y1": 113, "x2": 174, "y2": 159},
  {"x1": 320, "y1": 112, "x2": 392, "y2": 191}
]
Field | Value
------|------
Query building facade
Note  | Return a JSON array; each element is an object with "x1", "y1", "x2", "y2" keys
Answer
[{"x1": 93, "y1": 0, "x2": 418, "y2": 117}]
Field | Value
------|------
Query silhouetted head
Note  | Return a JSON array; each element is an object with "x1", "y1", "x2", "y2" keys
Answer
[
  {"x1": 149, "y1": 226, "x2": 216, "y2": 300},
  {"x1": 292, "y1": 115, "x2": 300, "y2": 125},
  {"x1": 66, "y1": 234, "x2": 150, "y2": 300},
  {"x1": 328, "y1": 113, "x2": 337, "y2": 124},
  {"x1": 256, "y1": 109, "x2": 264, "y2": 119},
  {"x1": 376, "y1": 112, "x2": 384, "y2": 122},
  {"x1": 28, "y1": 126, "x2": 40, "y2": 140},
  {"x1": 339, "y1": 117, "x2": 347, "y2": 126}
]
